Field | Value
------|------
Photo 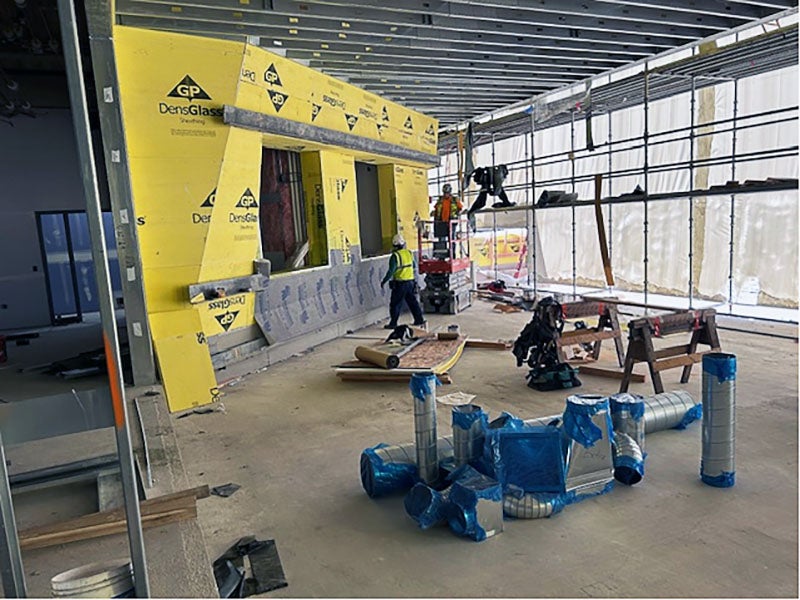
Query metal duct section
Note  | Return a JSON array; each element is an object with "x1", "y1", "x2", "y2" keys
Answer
[
  {"x1": 503, "y1": 493, "x2": 565, "y2": 519},
  {"x1": 701, "y1": 353, "x2": 737, "y2": 488},
  {"x1": 612, "y1": 432, "x2": 644, "y2": 486},
  {"x1": 562, "y1": 395, "x2": 615, "y2": 497},
  {"x1": 452, "y1": 404, "x2": 487, "y2": 467},
  {"x1": 411, "y1": 373, "x2": 439, "y2": 485},
  {"x1": 404, "y1": 483, "x2": 449, "y2": 530},
  {"x1": 360, "y1": 438, "x2": 455, "y2": 498},
  {"x1": 360, "y1": 391, "x2": 697, "y2": 498},
  {"x1": 642, "y1": 391, "x2": 701, "y2": 433},
  {"x1": 611, "y1": 393, "x2": 646, "y2": 453}
]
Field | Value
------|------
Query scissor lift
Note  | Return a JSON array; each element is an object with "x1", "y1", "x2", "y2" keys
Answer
[{"x1": 417, "y1": 218, "x2": 472, "y2": 314}]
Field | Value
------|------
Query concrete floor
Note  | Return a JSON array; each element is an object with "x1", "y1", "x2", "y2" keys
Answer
[{"x1": 171, "y1": 301, "x2": 798, "y2": 598}]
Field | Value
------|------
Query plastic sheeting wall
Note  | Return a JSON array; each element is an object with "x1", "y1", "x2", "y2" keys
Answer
[{"x1": 432, "y1": 66, "x2": 798, "y2": 309}]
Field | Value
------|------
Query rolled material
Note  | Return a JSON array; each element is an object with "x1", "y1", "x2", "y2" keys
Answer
[
  {"x1": 612, "y1": 432, "x2": 644, "y2": 485},
  {"x1": 452, "y1": 404, "x2": 487, "y2": 467},
  {"x1": 411, "y1": 373, "x2": 439, "y2": 484},
  {"x1": 610, "y1": 393, "x2": 646, "y2": 453},
  {"x1": 642, "y1": 390, "x2": 701, "y2": 433},
  {"x1": 404, "y1": 483, "x2": 450, "y2": 529},
  {"x1": 355, "y1": 345, "x2": 400, "y2": 369},
  {"x1": 701, "y1": 353, "x2": 736, "y2": 488},
  {"x1": 503, "y1": 493, "x2": 565, "y2": 519}
]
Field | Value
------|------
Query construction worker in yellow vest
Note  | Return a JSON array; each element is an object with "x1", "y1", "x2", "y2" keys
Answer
[{"x1": 380, "y1": 234, "x2": 426, "y2": 330}]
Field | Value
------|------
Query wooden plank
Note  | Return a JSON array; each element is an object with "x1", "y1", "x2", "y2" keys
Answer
[
  {"x1": 594, "y1": 174, "x2": 615, "y2": 287},
  {"x1": 652, "y1": 352, "x2": 710, "y2": 372},
  {"x1": 652, "y1": 344, "x2": 691, "y2": 359},
  {"x1": 578, "y1": 365, "x2": 646, "y2": 383},
  {"x1": 465, "y1": 339, "x2": 510, "y2": 350},
  {"x1": 559, "y1": 330, "x2": 618, "y2": 345},
  {"x1": 493, "y1": 303, "x2": 522, "y2": 313},
  {"x1": 19, "y1": 486, "x2": 208, "y2": 550}
]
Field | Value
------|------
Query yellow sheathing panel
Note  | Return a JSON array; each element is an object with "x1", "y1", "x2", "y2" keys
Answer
[
  {"x1": 197, "y1": 293, "x2": 256, "y2": 336},
  {"x1": 300, "y1": 152, "x2": 328, "y2": 266},
  {"x1": 393, "y1": 165, "x2": 430, "y2": 252},
  {"x1": 319, "y1": 151, "x2": 359, "y2": 263},
  {"x1": 198, "y1": 127, "x2": 262, "y2": 282},
  {"x1": 149, "y1": 310, "x2": 219, "y2": 412}
]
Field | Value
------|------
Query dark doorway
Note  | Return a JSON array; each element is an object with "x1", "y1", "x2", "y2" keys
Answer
[
  {"x1": 355, "y1": 162, "x2": 382, "y2": 257},
  {"x1": 260, "y1": 148, "x2": 307, "y2": 272}
]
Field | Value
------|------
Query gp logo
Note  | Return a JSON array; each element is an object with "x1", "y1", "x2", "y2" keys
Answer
[
  {"x1": 345, "y1": 113, "x2": 358, "y2": 131},
  {"x1": 214, "y1": 310, "x2": 240, "y2": 332},
  {"x1": 235, "y1": 188, "x2": 259, "y2": 209},
  {"x1": 311, "y1": 103, "x2": 322, "y2": 121},
  {"x1": 200, "y1": 188, "x2": 216, "y2": 208},
  {"x1": 404, "y1": 116, "x2": 413, "y2": 130},
  {"x1": 167, "y1": 75, "x2": 211, "y2": 102},
  {"x1": 269, "y1": 90, "x2": 289, "y2": 112},
  {"x1": 264, "y1": 64, "x2": 282, "y2": 86}
]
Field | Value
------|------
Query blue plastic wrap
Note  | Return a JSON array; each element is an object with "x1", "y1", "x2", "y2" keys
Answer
[
  {"x1": 360, "y1": 444, "x2": 417, "y2": 498},
  {"x1": 447, "y1": 466, "x2": 503, "y2": 542},
  {"x1": 613, "y1": 455, "x2": 645, "y2": 485},
  {"x1": 409, "y1": 372, "x2": 440, "y2": 401},
  {"x1": 492, "y1": 427, "x2": 565, "y2": 493},
  {"x1": 452, "y1": 405, "x2": 488, "y2": 431},
  {"x1": 473, "y1": 412, "x2": 525, "y2": 479},
  {"x1": 701, "y1": 470, "x2": 736, "y2": 488},
  {"x1": 702, "y1": 353, "x2": 737, "y2": 383},
  {"x1": 610, "y1": 393, "x2": 645, "y2": 421},
  {"x1": 562, "y1": 396, "x2": 612, "y2": 448},
  {"x1": 404, "y1": 483, "x2": 450, "y2": 529},
  {"x1": 674, "y1": 403, "x2": 703, "y2": 430}
]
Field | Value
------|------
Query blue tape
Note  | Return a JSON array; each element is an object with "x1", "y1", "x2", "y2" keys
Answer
[
  {"x1": 614, "y1": 455, "x2": 645, "y2": 485},
  {"x1": 447, "y1": 466, "x2": 503, "y2": 542},
  {"x1": 610, "y1": 393, "x2": 645, "y2": 421},
  {"x1": 409, "y1": 372, "x2": 440, "y2": 401},
  {"x1": 492, "y1": 427, "x2": 566, "y2": 493},
  {"x1": 452, "y1": 406, "x2": 488, "y2": 431},
  {"x1": 674, "y1": 403, "x2": 703, "y2": 430},
  {"x1": 404, "y1": 483, "x2": 449, "y2": 530},
  {"x1": 562, "y1": 397, "x2": 610, "y2": 448},
  {"x1": 360, "y1": 444, "x2": 417, "y2": 498},
  {"x1": 701, "y1": 471, "x2": 736, "y2": 488},
  {"x1": 702, "y1": 353, "x2": 737, "y2": 384}
]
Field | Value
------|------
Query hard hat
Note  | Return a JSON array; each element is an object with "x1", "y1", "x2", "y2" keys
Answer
[
  {"x1": 392, "y1": 234, "x2": 406, "y2": 247},
  {"x1": 442, "y1": 183, "x2": 452, "y2": 194}
]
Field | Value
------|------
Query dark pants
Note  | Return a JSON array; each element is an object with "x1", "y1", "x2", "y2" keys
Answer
[
  {"x1": 389, "y1": 280, "x2": 424, "y2": 326},
  {"x1": 467, "y1": 188, "x2": 513, "y2": 218}
]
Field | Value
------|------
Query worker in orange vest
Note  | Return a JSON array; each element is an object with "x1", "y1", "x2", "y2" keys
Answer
[{"x1": 432, "y1": 184, "x2": 462, "y2": 222}]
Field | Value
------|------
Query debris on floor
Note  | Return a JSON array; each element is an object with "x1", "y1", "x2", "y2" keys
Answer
[
  {"x1": 213, "y1": 537, "x2": 288, "y2": 598},
  {"x1": 437, "y1": 391, "x2": 477, "y2": 406},
  {"x1": 211, "y1": 483, "x2": 241, "y2": 498}
]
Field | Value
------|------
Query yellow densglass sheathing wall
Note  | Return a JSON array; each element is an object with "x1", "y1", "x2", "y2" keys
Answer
[
  {"x1": 377, "y1": 165, "x2": 430, "y2": 251},
  {"x1": 114, "y1": 25, "x2": 437, "y2": 412}
]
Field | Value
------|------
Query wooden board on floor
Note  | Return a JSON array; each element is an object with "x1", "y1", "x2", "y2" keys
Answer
[
  {"x1": 337, "y1": 372, "x2": 453, "y2": 384},
  {"x1": 578, "y1": 365, "x2": 646, "y2": 383},
  {"x1": 19, "y1": 485, "x2": 208, "y2": 551},
  {"x1": 465, "y1": 339, "x2": 511, "y2": 350}
]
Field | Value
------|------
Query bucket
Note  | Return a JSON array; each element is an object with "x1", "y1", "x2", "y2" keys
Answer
[{"x1": 51, "y1": 559, "x2": 134, "y2": 598}]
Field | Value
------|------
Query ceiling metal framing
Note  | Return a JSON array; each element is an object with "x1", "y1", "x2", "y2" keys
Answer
[{"x1": 114, "y1": 0, "x2": 798, "y2": 126}]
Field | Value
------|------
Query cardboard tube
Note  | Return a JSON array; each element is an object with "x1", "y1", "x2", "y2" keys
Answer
[{"x1": 355, "y1": 346, "x2": 400, "y2": 369}]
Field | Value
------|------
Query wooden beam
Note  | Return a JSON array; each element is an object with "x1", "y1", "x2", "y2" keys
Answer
[
  {"x1": 465, "y1": 339, "x2": 510, "y2": 350},
  {"x1": 558, "y1": 330, "x2": 618, "y2": 346},
  {"x1": 652, "y1": 351, "x2": 710, "y2": 372},
  {"x1": 19, "y1": 486, "x2": 208, "y2": 551},
  {"x1": 578, "y1": 365, "x2": 646, "y2": 382}
]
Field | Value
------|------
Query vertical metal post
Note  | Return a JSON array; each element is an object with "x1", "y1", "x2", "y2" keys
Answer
[
  {"x1": 688, "y1": 76, "x2": 696, "y2": 309},
  {"x1": 56, "y1": 1, "x2": 150, "y2": 597},
  {"x1": 643, "y1": 64, "x2": 650, "y2": 310},
  {"x1": 529, "y1": 104, "x2": 538, "y2": 295},
  {"x1": 728, "y1": 78, "x2": 739, "y2": 314},
  {"x1": 607, "y1": 109, "x2": 613, "y2": 263},
  {"x1": 84, "y1": 0, "x2": 156, "y2": 386},
  {"x1": 570, "y1": 110, "x2": 577, "y2": 298},
  {"x1": 491, "y1": 133, "x2": 498, "y2": 282},
  {"x1": 524, "y1": 124, "x2": 532, "y2": 286},
  {"x1": 0, "y1": 434, "x2": 26, "y2": 598}
]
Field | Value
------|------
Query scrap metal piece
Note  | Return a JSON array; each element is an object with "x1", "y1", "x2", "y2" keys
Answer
[{"x1": 211, "y1": 483, "x2": 241, "y2": 498}]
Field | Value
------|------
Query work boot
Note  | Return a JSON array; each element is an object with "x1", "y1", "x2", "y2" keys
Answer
[
  {"x1": 384, "y1": 323, "x2": 397, "y2": 330},
  {"x1": 413, "y1": 320, "x2": 427, "y2": 327}
]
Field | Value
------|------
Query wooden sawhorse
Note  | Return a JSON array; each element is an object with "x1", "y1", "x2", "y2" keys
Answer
[
  {"x1": 557, "y1": 301, "x2": 625, "y2": 367},
  {"x1": 620, "y1": 308, "x2": 721, "y2": 394}
]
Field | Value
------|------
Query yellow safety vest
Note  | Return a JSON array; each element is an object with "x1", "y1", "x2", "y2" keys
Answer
[{"x1": 393, "y1": 249, "x2": 414, "y2": 281}]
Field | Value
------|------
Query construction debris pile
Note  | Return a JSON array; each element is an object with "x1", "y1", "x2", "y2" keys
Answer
[{"x1": 360, "y1": 375, "x2": 703, "y2": 542}]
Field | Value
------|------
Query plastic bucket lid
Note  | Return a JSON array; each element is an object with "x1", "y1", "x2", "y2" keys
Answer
[{"x1": 51, "y1": 559, "x2": 133, "y2": 598}]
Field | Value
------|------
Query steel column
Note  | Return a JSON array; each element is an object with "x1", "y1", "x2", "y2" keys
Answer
[
  {"x1": 607, "y1": 107, "x2": 613, "y2": 264},
  {"x1": 643, "y1": 63, "x2": 650, "y2": 310},
  {"x1": 529, "y1": 104, "x2": 538, "y2": 294},
  {"x1": 0, "y1": 434, "x2": 25, "y2": 598},
  {"x1": 56, "y1": 0, "x2": 150, "y2": 596},
  {"x1": 689, "y1": 75, "x2": 696, "y2": 309},
  {"x1": 728, "y1": 78, "x2": 740, "y2": 313},
  {"x1": 570, "y1": 110, "x2": 577, "y2": 298}
]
